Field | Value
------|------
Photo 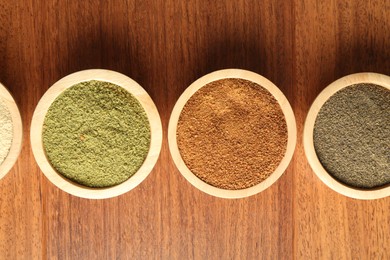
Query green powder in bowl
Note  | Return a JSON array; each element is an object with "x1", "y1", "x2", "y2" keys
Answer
[
  {"x1": 314, "y1": 83, "x2": 390, "y2": 189},
  {"x1": 42, "y1": 80, "x2": 151, "y2": 188}
]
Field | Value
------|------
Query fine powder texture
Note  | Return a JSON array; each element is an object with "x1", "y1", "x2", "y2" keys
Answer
[
  {"x1": 314, "y1": 84, "x2": 390, "y2": 189},
  {"x1": 43, "y1": 80, "x2": 151, "y2": 188},
  {"x1": 0, "y1": 99, "x2": 13, "y2": 165},
  {"x1": 177, "y1": 78, "x2": 288, "y2": 190}
]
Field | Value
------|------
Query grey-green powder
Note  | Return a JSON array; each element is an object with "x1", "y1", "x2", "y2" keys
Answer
[
  {"x1": 314, "y1": 83, "x2": 390, "y2": 189},
  {"x1": 0, "y1": 98, "x2": 13, "y2": 165},
  {"x1": 43, "y1": 80, "x2": 151, "y2": 188}
]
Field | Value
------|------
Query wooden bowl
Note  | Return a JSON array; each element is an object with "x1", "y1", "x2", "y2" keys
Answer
[
  {"x1": 304, "y1": 72, "x2": 390, "y2": 200},
  {"x1": 0, "y1": 83, "x2": 23, "y2": 180},
  {"x1": 31, "y1": 69, "x2": 162, "y2": 199},
  {"x1": 168, "y1": 69, "x2": 297, "y2": 199}
]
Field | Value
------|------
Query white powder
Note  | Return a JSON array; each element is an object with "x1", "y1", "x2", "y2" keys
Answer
[{"x1": 0, "y1": 98, "x2": 13, "y2": 165}]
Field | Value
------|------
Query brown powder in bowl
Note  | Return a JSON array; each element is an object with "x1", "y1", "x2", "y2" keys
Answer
[{"x1": 177, "y1": 78, "x2": 288, "y2": 190}]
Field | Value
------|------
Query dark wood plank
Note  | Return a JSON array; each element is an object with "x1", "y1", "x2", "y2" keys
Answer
[
  {"x1": 0, "y1": 0, "x2": 388, "y2": 259},
  {"x1": 0, "y1": 1, "x2": 43, "y2": 258},
  {"x1": 294, "y1": 0, "x2": 390, "y2": 258}
]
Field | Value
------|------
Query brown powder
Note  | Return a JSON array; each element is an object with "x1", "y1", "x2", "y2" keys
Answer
[{"x1": 177, "y1": 78, "x2": 288, "y2": 190}]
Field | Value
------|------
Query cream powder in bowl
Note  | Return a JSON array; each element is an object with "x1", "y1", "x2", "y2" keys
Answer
[{"x1": 0, "y1": 98, "x2": 13, "y2": 166}]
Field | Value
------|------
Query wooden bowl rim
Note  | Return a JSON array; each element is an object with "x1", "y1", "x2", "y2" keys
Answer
[
  {"x1": 168, "y1": 69, "x2": 297, "y2": 199},
  {"x1": 0, "y1": 83, "x2": 23, "y2": 181},
  {"x1": 30, "y1": 69, "x2": 162, "y2": 199},
  {"x1": 303, "y1": 72, "x2": 390, "y2": 200}
]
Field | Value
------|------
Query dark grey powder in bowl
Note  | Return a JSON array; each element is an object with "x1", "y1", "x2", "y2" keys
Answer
[{"x1": 313, "y1": 83, "x2": 390, "y2": 189}]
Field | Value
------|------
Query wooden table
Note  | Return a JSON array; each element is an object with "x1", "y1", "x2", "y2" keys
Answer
[{"x1": 0, "y1": 0, "x2": 388, "y2": 259}]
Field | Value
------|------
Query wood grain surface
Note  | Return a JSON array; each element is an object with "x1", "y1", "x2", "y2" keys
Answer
[{"x1": 0, "y1": 0, "x2": 388, "y2": 259}]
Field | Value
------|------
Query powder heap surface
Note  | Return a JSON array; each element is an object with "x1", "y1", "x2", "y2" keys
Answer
[
  {"x1": 0, "y1": 99, "x2": 13, "y2": 166},
  {"x1": 314, "y1": 83, "x2": 390, "y2": 189},
  {"x1": 43, "y1": 80, "x2": 151, "y2": 188},
  {"x1": 177, "y1": 78, "x2": 288, "y2": 190}
]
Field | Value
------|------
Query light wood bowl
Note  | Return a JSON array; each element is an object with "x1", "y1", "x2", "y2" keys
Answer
[
  {"x1": 0, "y1": 83, "x2": 23, "y2": 180},
  {"x1": 31, "y1": 69, "x2": 162, "y2": 199},
  {"x1": 168, "y1": 69, "x2": 297, "y2": 199},
  {"x1": 304, "y1": 72, "x2": 390, "y2": 200}
]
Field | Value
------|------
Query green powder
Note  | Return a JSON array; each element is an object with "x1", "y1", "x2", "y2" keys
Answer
[
  {"x1": 43, "y1": 80, "x2": 151, "y2": 188},
  {"x1": 314, "y1": 83, "x2": 390, "y2": 189}
]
